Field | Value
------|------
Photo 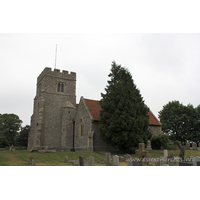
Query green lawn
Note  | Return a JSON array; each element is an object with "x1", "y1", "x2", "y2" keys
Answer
[{"x1": 1, "y1": 149, "x2": 200, "y2": 166}]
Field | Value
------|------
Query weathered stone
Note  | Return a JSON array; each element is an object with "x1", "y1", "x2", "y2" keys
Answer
[
  {"x1": 64, "y1": 156, "x2": 69, "y2": 162},
  {"x1": 192, "y1": 142, "x2": 197, "y2": 150},
  {"x1": 113, "y1": 155, "x2": 119, "y2": 166},
  {"x1": 146, "y1": 140, "x2": 152, "y2": 150},
  {"x1": 124, "y1": 154, "x2": 131, "y2": 161},
  {"x1": 186, "y1": 142, "x2": 190, "y2": 150},
  {"x1": 0, "y1": 148, "x2": 6, "y2": 151},
  {"x1": 79, "y1": 156, "x2": 84, "y2": 166},
  {"x1": 167, "y1": 155, "x2": 175, "y2": 166},
  {"x1": 164, "y1": 150, "x2": 168, "y2": 159},
  {"x1": 119, "y1": 156, "x2": 124, "y2": 161},
  {"x1": 106, "y1": 152, "x2": 111, "y2": 166},
  {"x1": 192, "y1": 156, "x2": 200, "y2": 166},
  {"x1": 88, "y1": 156, "x2": 94, "y2": 166}
]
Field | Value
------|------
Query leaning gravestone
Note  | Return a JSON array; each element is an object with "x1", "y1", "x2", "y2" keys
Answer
[
  {"x1": 179, "y1": 162, "x2": 193, "y2": 166},
  {"x1": 79, "y1": 156, "x2": 84, "y2": 166},
  {"x1": 9, "y1": 145, "x2": 15, "y2": 151},
  {"x1": 88, "y1": 156, "x2": 94, "y2": 166},
  {"x1": 113, "y1": 155, "x2": 119, "y2": 166}
]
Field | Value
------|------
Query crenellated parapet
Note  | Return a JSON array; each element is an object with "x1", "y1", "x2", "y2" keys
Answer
[{"x1": 37, "y1": 67, "x2": 76, "y2": 83}]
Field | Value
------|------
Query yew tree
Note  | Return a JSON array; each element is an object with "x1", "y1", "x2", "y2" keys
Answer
[{"x1": 99, "y1": 61, "x2": 151, "y2": 153}]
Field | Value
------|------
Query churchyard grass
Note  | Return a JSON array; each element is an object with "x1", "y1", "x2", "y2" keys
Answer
[{"x1": 1, "y1": 149, "x2": 200, "y2": 166}]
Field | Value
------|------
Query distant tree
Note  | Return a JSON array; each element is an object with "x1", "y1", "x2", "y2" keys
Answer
[
  {"x1": 99, "y1": 61, "x2": 151, "y2": 153},
  {"x1": 0, "y1": 114, "x2": 22, "y2": 146},
  {"x1": 159, "y1": 101, "x2": 200, "y2": 144},
  {"x1": 16, "y1": 125, "x2": 30, "y2": 147}
]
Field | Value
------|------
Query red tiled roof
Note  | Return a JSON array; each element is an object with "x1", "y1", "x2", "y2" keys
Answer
[
  {"x1": 148, "y1": 110, "x2": 161, "y2": 126},
  {"x1": 83, "y1": 98, "x2": 161, "y2": 126},
  {"x1": 84, "y1": 99, "x2": 102, "y2": 121}
]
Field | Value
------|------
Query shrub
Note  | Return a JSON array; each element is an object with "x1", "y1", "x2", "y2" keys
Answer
[{"x1": 151, "y1": 134, "x2": 170, "y2": 150}]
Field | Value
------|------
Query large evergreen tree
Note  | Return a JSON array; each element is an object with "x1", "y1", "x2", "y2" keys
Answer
[{"x1": 99, "y1": 61, "x2": 151, "y2": 153}]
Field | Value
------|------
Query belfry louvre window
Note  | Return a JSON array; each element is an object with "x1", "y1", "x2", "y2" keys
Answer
[{"x1": 57, "y1": 83, "x2": 64, "y2": 92}]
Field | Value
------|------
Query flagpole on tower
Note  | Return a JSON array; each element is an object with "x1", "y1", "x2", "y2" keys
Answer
[{"x1": 54, "y1": 44, "x2": 57, "y2": 69}]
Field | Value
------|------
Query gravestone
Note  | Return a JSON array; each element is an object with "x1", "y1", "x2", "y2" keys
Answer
[
  {"x1": 88, "y1": 156, "x2": 94, "y2": 166},
  {"x1": 119, "y1": 156, "x2": 124, "y2": 161},
  {"x1": 64, "y1": 156, "x2": 69, "y2": 162},
  {"x1": 0, "y1": 148, "x2": 6, "y2": 151},
  {"x1": 146, "y1": 140, "x2": 152, "y2": 150},
  {"x1": 29, "y1": 156, "x2": 34, "y2": 166},
  {"x1": 79, "y1": 156, "x2": 84, "y2": 166},
  {"x1": 186, "y1": 142, "x2": 190, "y2": 150},
  {"x1": 70, "y1": 160, "x2": 79, "y2": 166},
  {"x1": 106, "y1": 152, "x2": 111, "y2": 166},
  {"x1": 133, "y1": 160, "x2": 139, "y2": 166},
  {"x1": 164, "y1": 150, "x2": 168, "y2": 159},
  {"x1": 192, "y1": 156, "x2": 200, "y2": 166},
  {"x1": 9, "y1": 145, "x2": 15, "y2": 151},
  {"x1": 167, "y1": 155, "x2": 175, "y2": 166},
  {"x1": 179, "y1": 162, "x2": 193, "y2": 166},
  {"x1": 192, "y1": 142, "x2": 197, "y2": 150},
  {"x1": 124, "y1": 154, "x2": 131, "y2": 161},
  {"x1": 155, "y1": 158, "x2": 163, "y2": 166},
  {"x1": 113, "y1": 155, "x2": 119, "y2": 166},
  {"x1": 137, "y1": 143, "x2": 149, "y2": 166},
  {"x1": 144, "y1": 152, "x2": 150, "y2": 165}
]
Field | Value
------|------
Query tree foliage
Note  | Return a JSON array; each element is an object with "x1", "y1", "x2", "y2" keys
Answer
[
  {"x1": 16, "y1": 125, "x2": 30, "y2": 147},
  {"x1": 0, "y1": 113, "x2": 22, "y2": 147},
  {"x1": 99, "y1": 61, "x2": 151, "y2": 153},
  {"x1": 159, "y1": 101, "x2": 200, "y2": 144},
  {"x1": 151, "y1": 134, "x2": 170, "y2": 150}
]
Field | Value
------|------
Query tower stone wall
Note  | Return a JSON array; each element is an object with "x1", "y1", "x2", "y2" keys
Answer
[{"x1": 28, "y1": 67, "x2": 76, "y2": 150}]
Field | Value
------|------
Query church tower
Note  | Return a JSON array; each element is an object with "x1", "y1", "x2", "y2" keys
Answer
[{"x1": 28, "y1": 67, "x2": 76, "y2": 150}]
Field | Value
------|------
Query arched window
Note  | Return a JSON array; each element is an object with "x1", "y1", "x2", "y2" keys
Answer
[
  {"x1": 58, "y1": 83, "x2": 60, "y2": 92},
  {"x1": 61, "y1": 83, "x2": 64, "y2": 92},
  {"x1": 57, "y1": 82, "x2": 64, "y2": 92},
  {"x1": 80, "y1": 119, "x2": 84, "y2": 136}
]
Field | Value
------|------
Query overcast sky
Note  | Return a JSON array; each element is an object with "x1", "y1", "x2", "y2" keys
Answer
[{"x1": 0, "y1": 33, "x2": 199, "y2": 126}]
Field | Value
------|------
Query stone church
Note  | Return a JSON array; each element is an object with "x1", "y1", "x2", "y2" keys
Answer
[{"x1": 27, "y1": 67, "x2": 161, "y2": 151}]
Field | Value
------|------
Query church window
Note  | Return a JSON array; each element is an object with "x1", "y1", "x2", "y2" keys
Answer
[
  {"x1": 58, "y1": 83, "x2": 60, "y2": 92},
  {"x1": 57, "y1": 82, "x2": 64, "y2": 92},
  {"x1": 80, "y1": 119, "x2": 84, "y2": 136}
]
